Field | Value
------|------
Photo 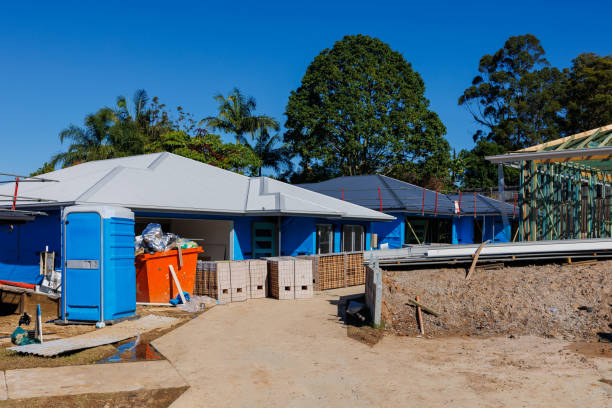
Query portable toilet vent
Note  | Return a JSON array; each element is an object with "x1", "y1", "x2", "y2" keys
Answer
[{"x1": 61, "y1": 205, "x2": 136, "y2": 324}]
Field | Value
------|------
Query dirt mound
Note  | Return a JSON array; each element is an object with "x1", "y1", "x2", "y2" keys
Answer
[{"x1": 381, "y1": 260, "x2": 611, "y2": 341}]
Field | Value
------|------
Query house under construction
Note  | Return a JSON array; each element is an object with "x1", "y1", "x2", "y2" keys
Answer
[{"x1": 487, "y1": 124, "x2": 612, "y2": 241}]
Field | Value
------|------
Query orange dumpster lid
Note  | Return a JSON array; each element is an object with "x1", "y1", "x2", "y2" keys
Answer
[{"x1": 136, "y1": 247, "x2": 204, "y2": 261}]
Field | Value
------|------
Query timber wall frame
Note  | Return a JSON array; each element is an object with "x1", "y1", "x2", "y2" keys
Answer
[{"x1": 518, "y1": 161, "x2": 612, "y2": 241}]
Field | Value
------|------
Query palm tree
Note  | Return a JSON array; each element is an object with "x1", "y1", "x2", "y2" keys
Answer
[
  {"x1": 249, "y1": 126, "x2": 293, "y2": 176},
  {"x1": 51, "y1": 108, "x2": 115, "y2": 168},
  {"x1": 112, "y1": 89, "x2": 174, "y2": 155},
  {"x1": 201, "y1": 88, "x2": 279, "y2": 145}
]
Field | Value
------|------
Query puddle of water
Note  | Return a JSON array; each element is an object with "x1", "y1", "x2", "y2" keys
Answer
[{"x1": 97, "y1": 340, "x2": 162, "y2": 364}]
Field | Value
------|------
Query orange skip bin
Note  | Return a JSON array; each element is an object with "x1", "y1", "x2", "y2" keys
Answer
[{"x1": 135, "y1": 247, "x2": 203, "y2": 303}]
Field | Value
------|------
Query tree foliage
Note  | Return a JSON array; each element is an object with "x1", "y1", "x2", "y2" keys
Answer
[
  {"x1": 145, "y1": 130, "x2": 261, "y2": 173},
  {"x1": 202, "y1": 88, "x2": 279, "y2": 145},
  {"x1": 45, "y1": 89, "x2": 269, "y2": 175},
  {"x1": 284, "y1": 34, "x2": 450, "y2": 184},
  {"x1": 51, "y1": 108, "x2": 116, "y2": 168},
  {"x1": 458, "y1": 35, "x2": 612, "y2": 188},
  {"x1": 248, "y1": 126, "x2": 292, "y2": 177},
  {"x1": 459, "y1": 34, "x2": 564, "y2": 151},
  {"x1": 561, "y1": 53, "x2": 612, "y2": 135},
  {"x1": 456, "y1": 141, "x2": 518, "y2": 188}
]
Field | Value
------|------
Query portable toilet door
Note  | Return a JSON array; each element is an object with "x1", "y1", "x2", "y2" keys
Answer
[{"x1": 62, "y1": 205, "x2": 135, "y2": 324}]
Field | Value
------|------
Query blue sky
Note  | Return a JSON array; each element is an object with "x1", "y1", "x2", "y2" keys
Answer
[{"x1": 1, "y1": 1, "x2": 610, "y2": 175}]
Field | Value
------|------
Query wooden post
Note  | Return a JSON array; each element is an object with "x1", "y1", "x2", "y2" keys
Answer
[
  {"x1": 466, "y1": 240, "x2": 490, "y2": 279},
  {"x1": 416, "y1": 295, "x2": 424, "y2": 335}
]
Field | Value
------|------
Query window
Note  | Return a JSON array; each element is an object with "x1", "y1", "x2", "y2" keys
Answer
[
  {"x1": 405, "y1": 217, "x2": 452, "y2": 244},
  {"x1": 342, "y1": 225, "x2": 364, "y2": 252},
  {"x1": 316, "y1": 224, "x2": 334, "y2": 254}
]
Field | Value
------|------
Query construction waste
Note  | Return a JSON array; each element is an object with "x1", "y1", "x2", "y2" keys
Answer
[
  {"x1": 135, "y1": 223, "x2": 198, "y2": 255},
  {"x1": 177, "y1": 295, "x2": 219, "y2": 313}
]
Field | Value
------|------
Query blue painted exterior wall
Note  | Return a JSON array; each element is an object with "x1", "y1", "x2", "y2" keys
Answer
[
  {"x1": 134, "y1": 211, "x2": 373, "y2": 259},
  {"x1": 280, "y1": 217, "x2": 315, "y2": 256},
  {"x1": 372, "y1": 212, "x2": 404, "y2": 249},
  {"x1": 452, "y1": 215, "x2": 511, "y2": 244},
  {"x1": 0, "y1": 207, "x2": 379, "y2": 287},
  {"x1": 452, "y1": 217, "x2": 475, "y2": 244},
  {"x1": 0, "y1": 210, "x2": 62, "y2": 284},
  {"x1": 482, "y1": 215, "x2": 511, "y2": 243}
]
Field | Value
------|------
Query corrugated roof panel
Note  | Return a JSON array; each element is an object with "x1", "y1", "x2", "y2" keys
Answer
[{"x1": 0, "y1": 153, "x2": 392, "y2": 220}]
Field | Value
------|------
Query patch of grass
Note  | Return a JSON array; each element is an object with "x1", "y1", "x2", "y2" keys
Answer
[
  {"x1": 0, "y1": 345, "x2": 117, "y2": 371},
  {"x1": 0, "y1": 386, "x2": 189, "y2": 408},
  {"x1": 347, "y1": 325, "x2": 384, "y2": 346}
]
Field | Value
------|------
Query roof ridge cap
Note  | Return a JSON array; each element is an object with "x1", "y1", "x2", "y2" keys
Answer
[{"x1": 74, "y1": 166, "x2": 126, "y2": 202}]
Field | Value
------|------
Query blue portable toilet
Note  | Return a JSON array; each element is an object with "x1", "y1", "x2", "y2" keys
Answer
[{"x1": 61, "y1": 205, "x2": 136, "y2": 324}]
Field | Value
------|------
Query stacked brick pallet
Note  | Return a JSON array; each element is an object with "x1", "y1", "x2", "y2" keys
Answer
[
  {"x1": 195, "y1": 261, "x2": 231, "y2": 304},
  {"x1": 346, "y1": 252, "x2": 366, "y2": 286},
  {"x1": 195, "y1": 260, "x2": 268, "y2": 303},
  {"x1": 299, "y1": 252, "x2": 365, "y2": 290},
  {"x1": 267, "y1": 257, "x2": 313, "y2": 300},
  {"x1": 246, "y1": 259, "x2": 267, "y2": 299}
]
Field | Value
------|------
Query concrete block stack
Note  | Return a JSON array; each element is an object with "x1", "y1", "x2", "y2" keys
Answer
[
  {"x1": 267, "y1": 257, "x2": 313, "y2": 300},
  {"x1": 246, "y1": 260, "x2": 267, "y2": 299},
  {"x1": 268, "y1": 257, "x2": 295, "y2": 299},
  {"x1": 217, "y1": 261, "x2": 248, "y2": 302},
  {"x1": 195, "y1": 261, "x2": 231, "y2": 304},
  {"x1": 294, "y1": 259, "x2": 314, "y2": 299}
]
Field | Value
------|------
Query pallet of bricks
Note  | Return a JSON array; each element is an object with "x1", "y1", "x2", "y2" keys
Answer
[
  {"x1": 267, "y1": 257, "x2": 313, "y2": 299},
  {"x1": 195, "y1": 260, "x2": 268, "y2": 303},
  {"x1": 298, "y1": 252, "x2": 365, "y2": 290}
]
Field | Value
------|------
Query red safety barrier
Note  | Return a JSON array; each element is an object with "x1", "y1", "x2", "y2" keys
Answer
[
  {"x1": 421, "y1": 188, "x2": 426, "y2": 215},
  {"x1": 378, "y1": 187, "x2": 383, "y2": 212},
  {"x1": 12, "y1": 177, "x2": 19, "y2": 210},
  {"x1": 434, "y1": 190, "x2": 438, "y2": 215},
  {"x1": 341, "y1": 188, "x2": 344, "y2": 200},
  {"x1": 0, "y1": 280, "x2": 36, "y2": 290}
]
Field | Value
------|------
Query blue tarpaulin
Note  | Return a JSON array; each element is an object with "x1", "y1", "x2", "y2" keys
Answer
[{"x1": 0, "y1": 263, "x2": 43, "y2": 285}]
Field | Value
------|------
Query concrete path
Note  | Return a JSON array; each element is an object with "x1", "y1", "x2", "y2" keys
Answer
[
  {"x1": 153, "y1": 286, "x2": 610, "y2": 408},
  {"x1": 2, "y1": 360, "x2": 186, "y2": 400},
  {"x1": 0, "y1": 372, "x2": 6, "y2": 401}
]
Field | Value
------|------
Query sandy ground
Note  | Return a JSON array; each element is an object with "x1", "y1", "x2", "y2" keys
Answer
[
  {"x1": 153, "y1": 286, "x2": 611, "y2": 408},
  {"x1": 383, "y1": 260, "x2": 611, "y2": 341}
]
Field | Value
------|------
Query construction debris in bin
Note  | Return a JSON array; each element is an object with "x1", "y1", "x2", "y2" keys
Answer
[{"x1": 135, "y1": 223, "x2": 198, "y2": 255}]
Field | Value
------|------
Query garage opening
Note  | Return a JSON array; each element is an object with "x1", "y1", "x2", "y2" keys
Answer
[{"x1": 135, "y1": 217, "x2": 233, "y2": 261}]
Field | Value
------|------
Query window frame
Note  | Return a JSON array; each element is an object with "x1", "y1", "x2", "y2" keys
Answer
[
  {"x1": 316, "y1": 223, "x2": 334, "y2": 254},
  {"x1": 342, "y1": 224, "x2": 365, "y2": 252}
]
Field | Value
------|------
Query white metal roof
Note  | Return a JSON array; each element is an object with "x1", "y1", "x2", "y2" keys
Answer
[{"x1": 1, "y1": 153, "x2": 393, "y2": 221}]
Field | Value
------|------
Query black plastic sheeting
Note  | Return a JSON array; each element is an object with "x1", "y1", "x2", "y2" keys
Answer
[
  {"x1": 0, "y1": 209, "x2": 36, "y2": 224},
  {"x1": 299, "y1": 175, "x2": 514, "y2": 216}
]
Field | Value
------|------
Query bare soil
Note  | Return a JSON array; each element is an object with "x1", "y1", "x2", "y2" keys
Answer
[
  {"x1": 0, "y1": 305, "x2": 202, "y2": 370},
  {"x1": 0, "y1": 386, "x2": 188, "y2": 408},
  {"x1": 153, "y1": 287, "x2": 611, "y2": 407},
  {"x1": 382, "y1": 260, "x2": 611, "y2": 341}
]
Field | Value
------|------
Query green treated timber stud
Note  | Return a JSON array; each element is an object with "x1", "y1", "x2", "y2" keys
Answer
[
  {"x1": 576, "y1": 129, "x2": 601, "y2": 149},
  {"x1": 597, "y1": 131, "x2": 612, "y2": 147}
]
